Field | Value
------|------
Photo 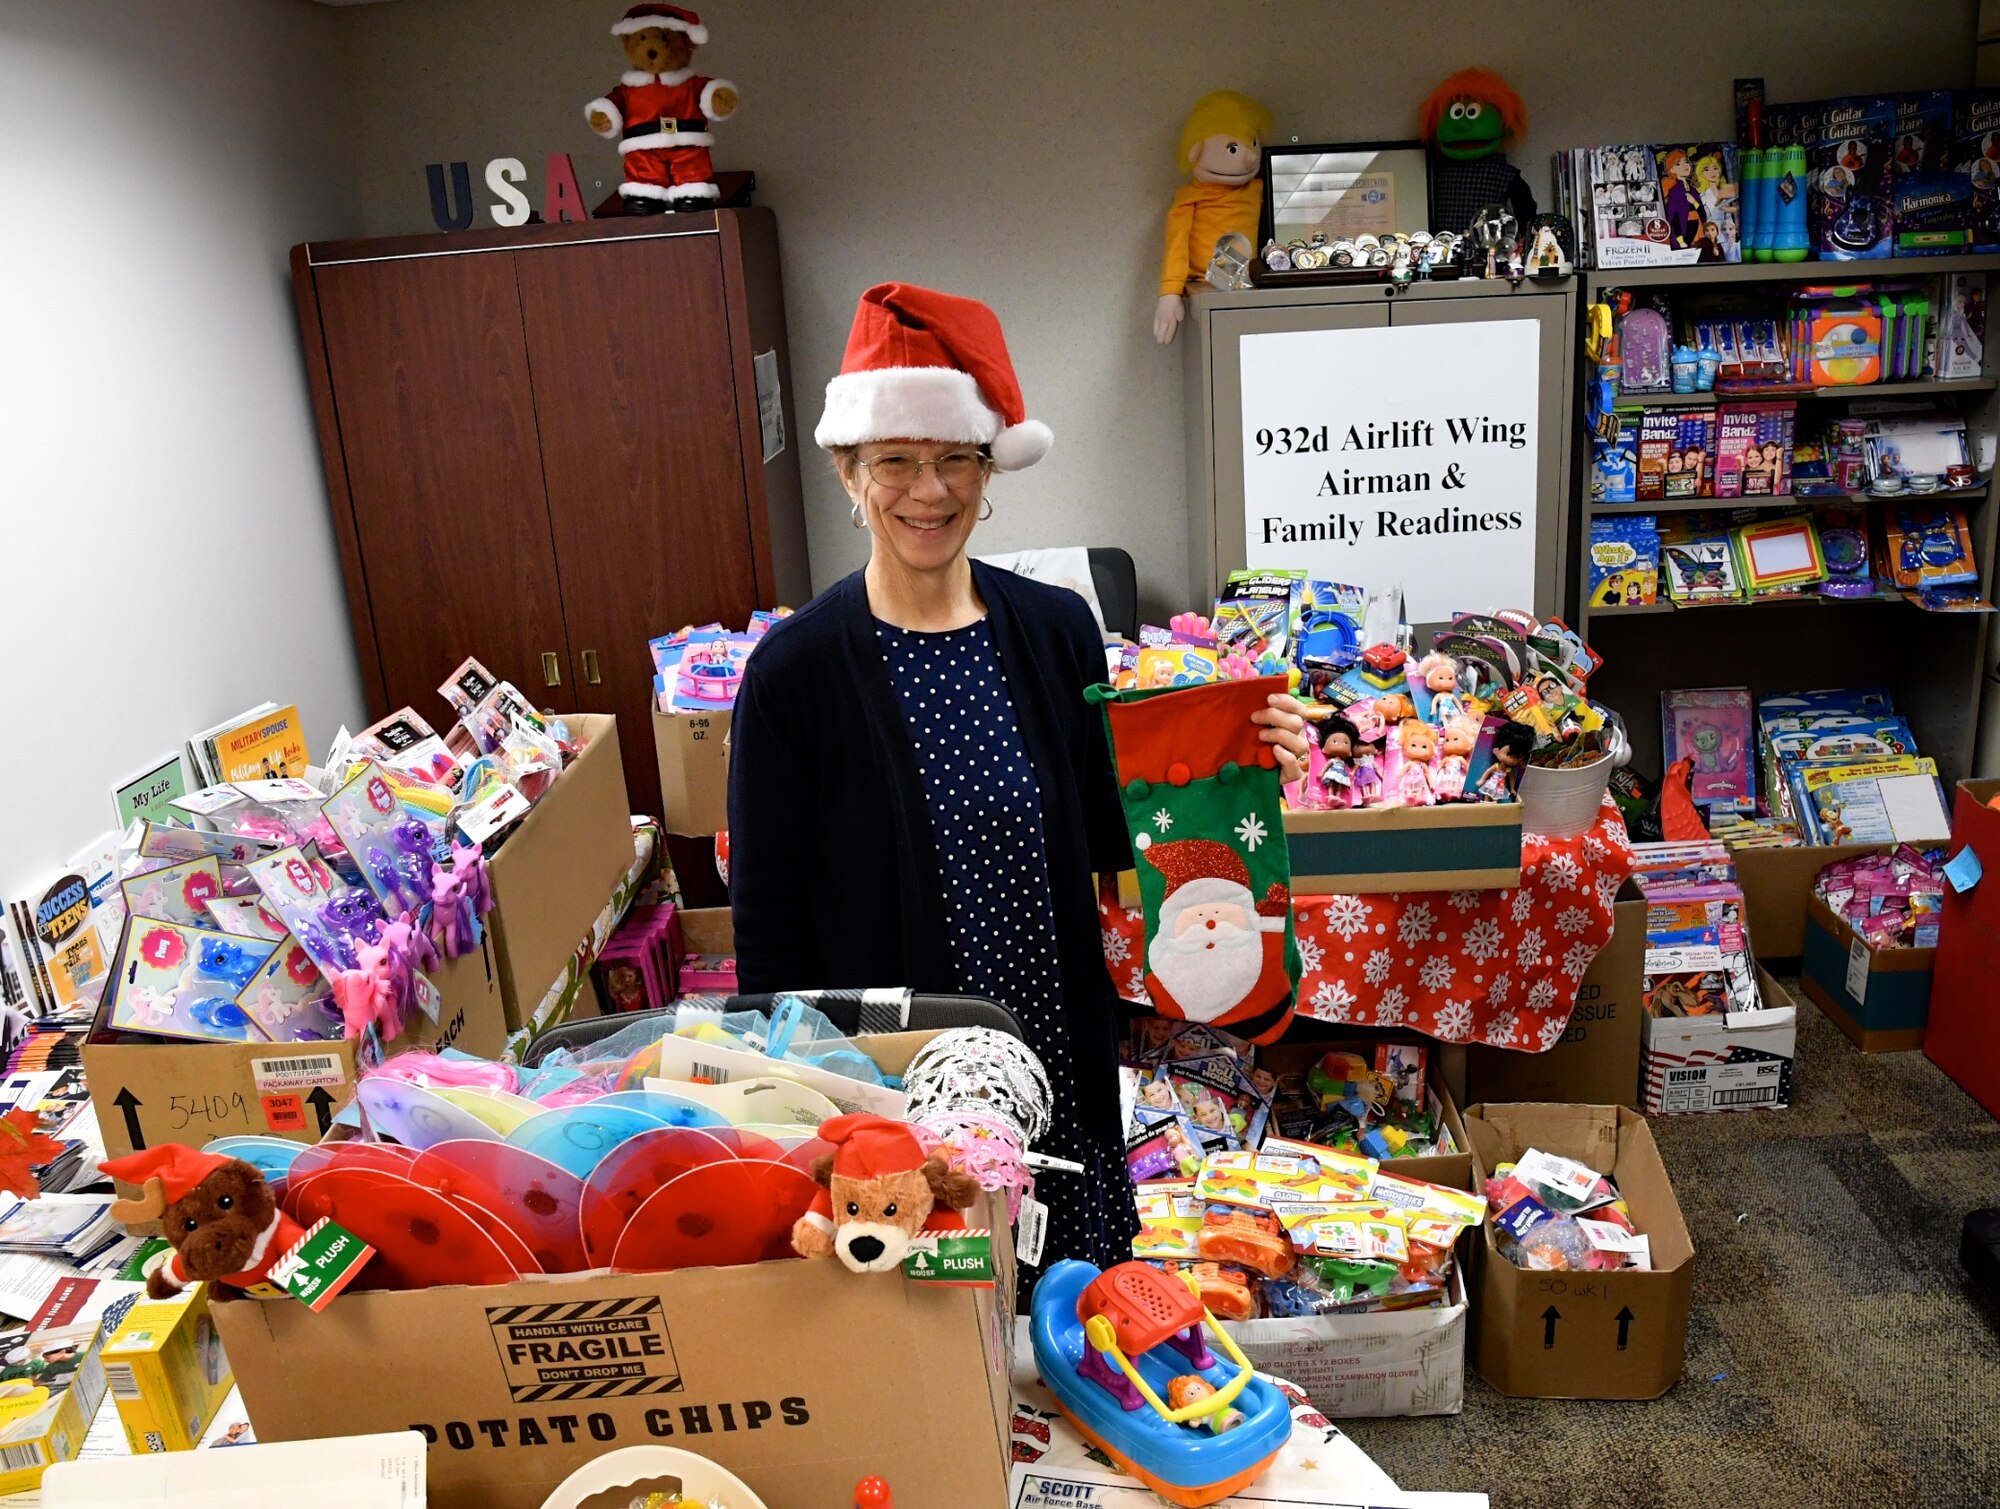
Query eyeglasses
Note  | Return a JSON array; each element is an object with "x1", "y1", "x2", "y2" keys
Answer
[{"x1": 855, "y1": 450, "x2": 988, "y2": 491}]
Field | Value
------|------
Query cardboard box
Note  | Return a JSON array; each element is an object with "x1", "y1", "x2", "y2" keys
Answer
[
  {"x1": 1466, "y1": 884, "x2": 1644, "y2": 1108},
  {"x1": 1734, "y1": 841, "x2": 1890, "y2": 959},
  {"x1": 100, "y1": 1287, "x2": 234, "y2": 1454},
  {"x1": 485, "y1": 714, "x2": 635, "y2": 1028},
  {"x1": 0, "y1": 1315, "x2": 109, "y2": 1495},
  {"x1": 675, "y1": 906, "x2": 735, "y2": 958},
  {"x1": 1284, "y1": 804, "x2": 1522, "y2": 893},
  {"x1": 1462, "y1": 1102, "x2": 1694, "y2": 1399},
  {"x1": 1926, "y1": 778, "x2": 2000, "y2": 1117},
  {"x1": 1255, "y1": 1040, "x2": 1472, "y2": 1192},
  {"x1": 1222, "y1": 1220, "x2": 1469, "y2": 1418},
  {"x1": 86, "y1": 1037, "x2": 361, "y2": 1164},
  {"x1": 653, "y1": 708, "x2": 732, "y2": 838},
  {"x1": 42, "y1": 1430, "x2": 427, "y2": 1505},
  {"x1": 1639, "y1": 967, "x2": 1797, "y2": 1115},
  {"x1": 213, "y1": 1030, "x2": 1017, "y2": 1509},
  {"x1": 1799, "y1": 893, "x2": 1933, "y2": 1052}
]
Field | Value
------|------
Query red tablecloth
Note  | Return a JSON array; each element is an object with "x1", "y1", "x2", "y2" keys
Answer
[{"x1": 1101, "y1": 798, "x2": 1635, "y2": 1050}]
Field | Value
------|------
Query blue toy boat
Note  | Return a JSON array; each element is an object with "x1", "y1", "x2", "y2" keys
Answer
[{"x1": 1030, "y1": 1259, "x2": 1290, "y2": 1507}]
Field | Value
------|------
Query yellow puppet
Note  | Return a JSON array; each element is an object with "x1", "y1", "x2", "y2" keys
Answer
[{"x1": 1155, "y1": 91, "x2": 1273, "y2": 345}]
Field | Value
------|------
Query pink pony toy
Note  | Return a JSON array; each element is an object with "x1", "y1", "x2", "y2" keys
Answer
[
  {"x1": 331, "y1": 958, "x2": 401, "y2": 1042},
  {"x1": 429, "y1": 842, "x2": 493, "y2": 959},
  {"x1": 382, "y1": 909, "x2": 440, "y2": 978}
]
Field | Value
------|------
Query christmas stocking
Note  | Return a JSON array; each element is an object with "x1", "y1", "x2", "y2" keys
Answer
[{"x1": 1087, "y1": 674, "x2": 1300, "y2": 1044}]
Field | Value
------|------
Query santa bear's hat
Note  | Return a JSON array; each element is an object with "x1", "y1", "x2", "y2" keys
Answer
[
  {"x1": 815, "y1": 283, "x2": 1053, "y2": 471},
  {"x1": 1143, "y1": 838, "x2": 1287, "y2": 925},
  {"x1": 613, "y1": 3, "x2": 708, "y2": 44},
  {"x1": 99, "y1": 1144, "x2": 227, "y2": 1205},
  {"x1": 819, "y1": 1112, "x2": 928, "y2": 1179}
]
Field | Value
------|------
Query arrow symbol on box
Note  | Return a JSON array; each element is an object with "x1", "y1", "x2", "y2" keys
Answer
[
  {"x1": 112, "y1": 1088, "x2": 145, "y2": 1151},
  {"x1": 1541, "y1": 1305, "x2": 1561, "y2": 1349},
  {"x1": 306, "y1": 1087, "x2": 336, "y2": 1136},
  {"x1": 1616, "y1": 1307, "x2": 1634, "y2": 1350}
]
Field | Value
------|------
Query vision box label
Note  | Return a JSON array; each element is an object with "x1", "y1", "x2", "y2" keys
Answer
[{"x1": 487, "y1": 1296, "x2": 682, "y2": 1403}]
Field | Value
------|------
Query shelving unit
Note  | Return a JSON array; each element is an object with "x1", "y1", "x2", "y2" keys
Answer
[
  {"x1": 1572, "y1": 254, "x2": 2000, "y2": 783},
  {"x1": 1614, "y1": 375, "x2": 1998, "y2": 409}
]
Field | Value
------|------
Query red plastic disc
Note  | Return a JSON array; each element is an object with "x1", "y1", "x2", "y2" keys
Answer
[
  {"x1": 438, "y1": 1188, "x2": 544, "y2": 1275},
  {"x1": 579, "y1": 1127, "x2": 738, "y2": 1268},
  {"x1": 404, "y1": 1140, "x2": 590, "y2": 1275},
  {"x1": 781, "y1": 1136, "x2": 835, "y2": 1176},
  {"x1": 289, "y1": 1140, "x2": 417, "y2": 1183},
  {"x1": 287, "y1": 1166, "x2": 520, "y2": 1290},
  {"x1": 282, "y1": 1164, "x2": 404, "y2": 1228},
  {"x1": 609, "y1": 1160, "x2": 819, "y2": 1275}
]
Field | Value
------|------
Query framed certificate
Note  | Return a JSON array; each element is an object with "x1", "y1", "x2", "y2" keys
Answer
[{"x1": 1261, "y1": 140, "x2": 1432, "y2": 246}]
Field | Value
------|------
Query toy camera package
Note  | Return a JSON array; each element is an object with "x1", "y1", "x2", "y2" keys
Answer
[
  {"x1": 1810, "y1": 96, "x2": 1896, "y2": 259},
  {"x1": 1950, "y1": 88, "x2": 2000, "y2": 253},
  {"x1": 1662, "y1": 687, "x2": 1756, "y2": 816},
  {"x1": 1588, "y1": 515, "x2": 1660, "y2": 607}
]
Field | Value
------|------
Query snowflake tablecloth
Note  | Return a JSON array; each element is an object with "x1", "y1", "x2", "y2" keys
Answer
[{"x1": 1101, "y1": 798, "x2": 1635, "y2": 1052}]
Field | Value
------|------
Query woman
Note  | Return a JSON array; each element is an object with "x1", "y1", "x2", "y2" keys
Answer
[{"x1": 726, "y1": 283, "x2": 1309, "y2": 1276}]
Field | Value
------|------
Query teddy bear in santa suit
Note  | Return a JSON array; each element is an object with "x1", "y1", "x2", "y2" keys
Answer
[
  {"x1": 1140, "y1": 838, "x2": 1296, "y2": 1044},
  {"x1": 585, "y1": 3, "x2": 739, "y2": 214}
]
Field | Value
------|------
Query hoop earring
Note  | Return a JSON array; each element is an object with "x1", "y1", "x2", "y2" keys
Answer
[
  {"x1": 850, "y1": 501, "x2": 864, "y2": 529},
  {"x1": 979, "y1": 496, "x2": 994, "y2": 521}
]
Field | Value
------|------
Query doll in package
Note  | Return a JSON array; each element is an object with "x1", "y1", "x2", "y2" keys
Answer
[{"x1": 1662, "y1": 687, "x2": 1755, "y2": 816}]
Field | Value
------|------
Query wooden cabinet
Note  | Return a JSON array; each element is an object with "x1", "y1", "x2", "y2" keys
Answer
[{"x1": 293, "y1": 210, "x2": 808, "y2": 903}]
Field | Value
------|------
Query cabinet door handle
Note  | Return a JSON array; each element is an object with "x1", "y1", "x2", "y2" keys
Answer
[
  {"x1": 541, "y1": 652, "x2": 562, "y2": 687},
  {"x1": 582, "y1": 649, "x2": 602, "y2": 685}
]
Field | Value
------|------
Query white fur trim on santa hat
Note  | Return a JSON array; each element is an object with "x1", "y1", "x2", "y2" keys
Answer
[
  {"x1": 1157, "y1": 874, "x2": 1255, "y2": 921},
  {"x1": 990, "y1": 419, "x2": 1053, "y2": 471},
  {"x1": 584, "y1": 96, "x2": 624, "y2": 137},
  {"x1": 613, "y1": 11, "x2": 708, "y2": 44},
  {"x1": 699, "y1": 77, "x2": 737, "y2": 120},
  {"x1": 816, "y1": 366, "x2": 1002, "y2": 451},
  {"x1": 620, "y1": 128, "x2": 715, "y2": 151}
]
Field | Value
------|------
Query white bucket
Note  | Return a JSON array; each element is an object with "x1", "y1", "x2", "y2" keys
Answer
[{"x1": 1518, "y1": 755, "x2": 1615, "y2": 839}]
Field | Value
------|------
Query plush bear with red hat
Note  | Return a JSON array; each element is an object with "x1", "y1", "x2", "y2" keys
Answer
[
  {"x1": 814, "y1": 283, "x2": 1053, "y2": 472},
  {"x1": 584, "y1": 4, "x2": 738, "y2": 214},
  {"x1": 100, "y1": 1146, "x2": 304, "y2": 1301},
  {"x1": 791, "y1": 1113, "x2": 981, "y2": 1275}
]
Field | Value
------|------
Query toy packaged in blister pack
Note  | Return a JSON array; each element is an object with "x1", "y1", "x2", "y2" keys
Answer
[
  {"x1": 1591, "y1": 415, "x2": 1639, "y2": 504},
  {"x1": 1951, "y1": 88, "x2": 2000, "y2": 253},
  {"x1": 104, "y1": 918, "x2": 277, "y2": 1042},
  {"x1": 1662, "y1": 687, "x2": 1755, "y2": 815},
  {"x1": 1810, "y1": 96, "x2": 1896, "y2": 259}
]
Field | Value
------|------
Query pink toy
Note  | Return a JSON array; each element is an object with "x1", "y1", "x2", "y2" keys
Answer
[
  {"x1": 1169, "y1": 611, "x2": 1215, "y2": 642},
  {"x1": 1216, "y1": 651, "x2": 1259, "y2": 681},
  {"x1": 1431, "y1": 715, "x2": 1479, "y2": 801},
  {"x1": 367, "y1": 1050, "x2": 520, "y2": 1093},
  {"x1": 1393, "y1": 719, "x2": 1438, "y2": 807},
  {"x1": 331, "y1": 961, "x2": 400, "y2": 1042},
  {"x1": 429, "y1": 843, "x2": 493, "y2": 960}
]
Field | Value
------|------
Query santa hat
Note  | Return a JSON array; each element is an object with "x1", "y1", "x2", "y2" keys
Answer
[
  {"x1": 815, "y1": 283, "x2": 1053, "y2": 471},
  {"x1": 612, "y1": 3, "x2": 708, "y2": 44},
  {"x1": 100, "y1": 1144, "x2": 227, "y2": 1205},
  {"x1": 819, "y1": 1113, "x2": 929, "y2": 1180},
  {"x1": 1142, "y1": 838, "x2": 1256, "y2": 918}
]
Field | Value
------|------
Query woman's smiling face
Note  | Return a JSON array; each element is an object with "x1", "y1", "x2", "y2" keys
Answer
[{"x1": 843, "y1": 440, "x2": 991, "y2": 574}]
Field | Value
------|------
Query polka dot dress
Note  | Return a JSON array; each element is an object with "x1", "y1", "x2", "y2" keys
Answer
[{"x1": 877, "y1": 617, "x2": 1135, "y2": 1277}]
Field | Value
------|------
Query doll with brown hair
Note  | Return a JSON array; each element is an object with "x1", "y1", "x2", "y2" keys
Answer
[{"x1": 1315, "y1": 714, "x2": 1361, "y2": 809}]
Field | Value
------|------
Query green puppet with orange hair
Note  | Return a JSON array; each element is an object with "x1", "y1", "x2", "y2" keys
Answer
[{"x1": 1418, "y1": 68, "x2": 1537, "y2": 238}]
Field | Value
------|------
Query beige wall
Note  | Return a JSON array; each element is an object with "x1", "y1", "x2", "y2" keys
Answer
[
  {"x1": 334, "y1": 0, "x2": 1976, "y2": 614},
  {"x1": 1, "y1": 0, "x2": 365, "y2": 875}
]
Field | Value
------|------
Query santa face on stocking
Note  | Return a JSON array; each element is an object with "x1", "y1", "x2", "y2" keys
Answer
[{"x1": 1141, "y1": 838, "x2": 1294, "y2": 1040}]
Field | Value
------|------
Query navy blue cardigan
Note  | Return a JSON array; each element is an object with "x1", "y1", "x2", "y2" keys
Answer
[{"x1": 726, "y1": 563, "x2": 1133, "y2": 1110}]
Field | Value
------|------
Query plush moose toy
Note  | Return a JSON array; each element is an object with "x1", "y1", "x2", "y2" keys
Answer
[
  {"x1": 791, "y1": 1113, "x2": 980, "y2": 1275},
  {"x1": 100, "y1": 1145, "x2": 304, "y2": 1301}
]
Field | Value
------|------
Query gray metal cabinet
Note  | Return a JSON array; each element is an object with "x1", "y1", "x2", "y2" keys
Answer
[{"x1": 1183, "y1": 277, "x2": 1577, "y2": 637}]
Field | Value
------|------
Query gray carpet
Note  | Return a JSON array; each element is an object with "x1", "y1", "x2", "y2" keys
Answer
[{"x1": 1344, "y1": 992, "x2": 2000, "y2": 1508}]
